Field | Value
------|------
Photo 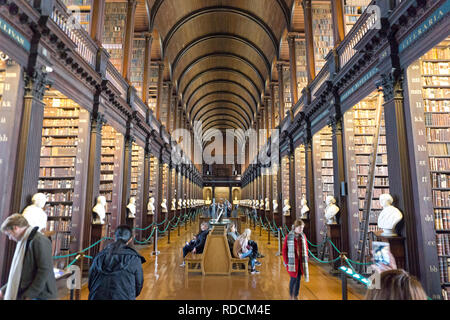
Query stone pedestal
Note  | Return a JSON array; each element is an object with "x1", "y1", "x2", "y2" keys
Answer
[{"x1": 327, "y1": 224, "x2": 341, "y2": 271}]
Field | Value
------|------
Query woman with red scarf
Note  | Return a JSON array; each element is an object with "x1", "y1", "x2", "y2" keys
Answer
[{"x1": 282, "y1": 219, "x2": 309, "y2": 300}]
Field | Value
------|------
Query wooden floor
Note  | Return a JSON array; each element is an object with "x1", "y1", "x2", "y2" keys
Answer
[{"x1": 73, "y1": 216, "x2": 366, "y2": 300}]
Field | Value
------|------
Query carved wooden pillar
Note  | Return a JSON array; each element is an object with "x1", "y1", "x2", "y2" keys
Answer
[
  {"x1": 165, "y1": 82, "x2": 172, "y2": 132},
  {"x1": 90, "y1": 0, "x2": 106, "y2": 45},
  {"x1": 302, "y1": 0, "x2": 316, "y2": 83},
  {"x1": 142, "y1": 34, "x2": 153, "y2": 106},
  {"x1": 331, "y1": 0, "x2": 345, "y2": 47},
  {"x1": 155, "y1": 62, "x2": 164, "y2": 121},
  {"x1": 120, "y1": 122, "x2": 134, "y2": 225},
  {"x1": 287, "y1": 33, "x2": 299, "y2": 106},
  {"x1": 122, "y1": 0, "x2": 137, "y2": 82},
  {"x1": 140, "y1": 136, "x2": 151, "y2": 240},
  {"x1": 276, "y1": 63, "x2": 285, "y2": 123}
]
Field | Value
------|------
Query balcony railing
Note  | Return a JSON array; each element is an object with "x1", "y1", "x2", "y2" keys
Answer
[{"x1": 51, "y1": 0, "x2": 96, "y2": 68}]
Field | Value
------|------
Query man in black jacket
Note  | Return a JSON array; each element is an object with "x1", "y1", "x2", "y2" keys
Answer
[
  {"x1": 0, "y1": 214, "x2": 57, "y2": 300},
  {"x1": 180, "y1": 222, "x2": 209, "y2": 267},
  {"x1": 88, "y1": 225, "x2": 146, "y2": 300}
]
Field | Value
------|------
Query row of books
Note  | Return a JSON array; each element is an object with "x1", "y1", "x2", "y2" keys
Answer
[
  {"x1": 433, "y1": 190, "x2": 450, "y2": 207},
  {"x1": 99, "y1": 183, "x2": 113, "y2": 191},
  {"x1": 422, "y1": 76, "x2": 449, "y2": 87},
  {"x1": 40, "y1": 157, "x2": 74, "y2": 166},
  {"x1": 423, "y1": 88, "x2": 450, "y2": 99},
  {"x1": 435, "y1": 209, "x2": 450, "y2": 231},
  {"x1": 358, "y1": 188, "x2": 390, "y2": 198},
  {"x1": 43, "y1": 119, "x2": 78, "y2": 127},
  {"x1": 38, "y1": 179, "x2": 74, "y2": 189},
  {"x1": 357, "y1": 176, "x2": 389, "y2": 186},
  {"x1": 422, "y1": 47, "x2": 450, "y2": 60},
  {"x1": 437, "y1": 234, "x2": 450, "y2": 255},
  {"x1": 39, "y1": 167, "x2": 75, "y2": 177},
  {"x1": 41, "y1": 146, "x2": 77, "y2": 157},
  {"x1": 421, "y1": 62, "x2": 449, "y2": 75},
  {"x1": 359, "y1": 199, "x2": 383, "y2": 210},
  {"x1": 438, "y1": 257, "x2": 450, "y2": 283},
  {"x1": 47, "y1": 220, "x2": 71, "y2": 233},
  {"x1": 431, "y1": 173, "x2": 450, "y2": 189},
  {"x1": 429, "y1": 157, "x2": 450, "y2": 171},
  {"x1": 354, "y1": 135, "x2": 387, "y2": 145},
  {"x1": 357, "y1": 165, "x2": 389, "y2": 176},
  {"x1": 427, "y1": 143, "x2": 450, "y2": 156},
  {"x1": 42, "y1": 137, "x2": 77, "y2": 146},
  {"x1": 427, "y1": 128, "x2": 450, "y2": 141},
  {"x1": 45, "y1": 204, "x2": 72, "y2": 217},
  {"x1": 42, "y1": 127, "x2": 78, "y2": 136},
  {"x1": 424, "y1": 99, "x2": 450, "y2": 112},
  {"x1": 100, "y1": 174, "x2": 114, "y2": 181},
  {"x1": 43, "y1": 191, "x2": 73, "y2": 202}
]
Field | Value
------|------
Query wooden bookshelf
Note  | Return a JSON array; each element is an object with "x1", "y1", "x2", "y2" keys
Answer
[
  {"x1": 130, "y1": 38, "x2": 146, "y2": 98},
  {"x1": 100, "y1": 125, "x2": 122, "y2": 238},
  {"x1": 406, "y1": 37, "x2": 450, "y2": 299},
  {"x1": 282, "y1": 65, "x2": 292, "y2": 114},
  {"x1": 343, "y1": 91, "x2": 389, "y2": 260},
  {"x1": 281, "y1": 155, "x2": 290, "y2": 225},
  {"x1": 38, "y1": 96, "x2": 87, "y2": 269},
  {"x1": 273, "y1": 84, "x2": 280, "y2": 127},
  {"x1": 294, "y1": 38, "x2": 308, "y2": 99},
  {"x1": 313, "y1": 126, "x2": 334, "y2": 243},
  {"x1": 130, "y1": 143, "x2": 145, "y2": 225},
  {"x1": 103, "y1": 2, "x2": 127, "y2": 73},
  {"x1": 343, "y1": 1, "x2": 371, "y2": 35},
  {"x1": 148, "y1": 64, "x2": 159, "y2": 113},
  {"x1": 312, "y1": 2, "x2": 333, "y2": 76},
  {"x1": 294, "y1": 145, "x2": 307, "y2": 220},
  {"x1": 62, "y1": 0, "x2": 92, "y2": 33}
]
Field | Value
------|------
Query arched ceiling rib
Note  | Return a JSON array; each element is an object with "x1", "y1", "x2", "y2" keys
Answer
[{"x1": 140, "y1": 0, "x2": 293, "y2": 135}]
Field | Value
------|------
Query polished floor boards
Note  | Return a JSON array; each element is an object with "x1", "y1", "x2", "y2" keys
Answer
[{"x1": 74, "y1": 217, "x2": 366, "y2": 300}]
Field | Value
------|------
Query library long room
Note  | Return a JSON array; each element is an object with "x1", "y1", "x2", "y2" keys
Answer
[{"x1": 0, "y1": 0, "x2": 449, "y2": 305}]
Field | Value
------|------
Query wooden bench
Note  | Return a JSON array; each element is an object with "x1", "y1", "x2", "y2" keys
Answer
[
  {"x1": 184, "y1": 225, "x2": 248, "y2": 276},
  {"x1": 185, "y1": 252, "x2": 203, "y2": 275}
]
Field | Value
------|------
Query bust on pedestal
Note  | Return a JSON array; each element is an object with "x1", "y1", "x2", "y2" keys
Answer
[
  {"x1": 377, "y1": 193, "x2": 403, "y2": 236},
  {"x1": 300, "y1": 196, "x2": 310, "y2": 220},
  {"x1": 147, "y1": 197, "x2": 155, "y2": 215},
  {"x1": 161, "y1": 198, "x2": 168, "y2": 213},
  {"x1": 273, "y1": 200, "x2": 278, "y2": 213},
  {"x1": 171, "y1": 198, "x2": 176, "y2": 211},
  {"x1": 126, "y1": 197, "x2": 136, "y2": 219},
  {"x1": 22, "y1": 193, "x2": 48, "y2": 232},
  {"x1": 178, "y1": 198, "x2": 183, "y2": 210},
  {"x1": 92, "y1": 196, "x2": 107, "y2": 224},
  {"x1": 265, "y1": 198, "x2": 270, "y2": 211},
  {"x1": 282, "y1": 199, "x2": 290, "y2": 216},
  {"x1": 324, "y1": 196, "x2": 339, "y2": 225}
]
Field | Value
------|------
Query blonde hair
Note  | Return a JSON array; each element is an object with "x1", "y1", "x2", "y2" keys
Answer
[
  {"x1": 364, "y1": 269, "x2": 428, "y2": 300},
  {"x1": 1, "y1": 213, "x2": 30, "y2": 233},
  {"x1": 237, "y1": 228, "x2": 251, "y2": 241}
]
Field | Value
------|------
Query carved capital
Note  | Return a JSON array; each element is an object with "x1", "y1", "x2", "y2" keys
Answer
[
  {"x1": 24, "y1": 70, "x2": 52, "y2": 101},
  {"x1": 378, "y1": 68, "x2": 404, "y2": 102}
]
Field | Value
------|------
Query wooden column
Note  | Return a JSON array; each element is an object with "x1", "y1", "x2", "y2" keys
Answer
[
  {"x1": 331, "y1": 0, "x2": 345, "y2": 47},
  {"x1": 156, "y1": 151, "x2": 164, "y2": 224},
  {"x1": 276, "y1": 63, "x2": 285, "y2": 123},
  {"x1": 122, "y1": 0, "x2": 137, "y2": 82},
  {"x1": 142, "y1": 34, "x2": 153, "y2": 106},
  {"x1": 165, "y1": 82, "x2": 172, "y2": 132},
  {"x1": 120, "y1": 124, "x2": 134, "y2": 225},
  {"x1": 140, "y1": 136, "x2": 151, "y2": 240},
  {"x1": 304, "y1": 133, "x2": 317, "y2": 245},
  {"x1": 302, "y1": 0, "x2": 316, "y2": 83},
  {"x1": 90, "y1": 0, "x2": 106, "y2": 45},
  {"x1": 155, "y1": 62, "x2": 164, "y2": 121},
  {"x1": 328, "y1": 114, "x2": 349, "y2": 255},
  {"x1": 81, "y1": 112, "x2": 105, "y2": 251},
  {"x1": 172, "y1": 95, "x2": 178, "y2": 133},
  {"x1": 287, "y1": 33, "x2": 299, "y2": 106},
  {"x1": 288, "y1": 140, "x2": 296, "y2": 228}
]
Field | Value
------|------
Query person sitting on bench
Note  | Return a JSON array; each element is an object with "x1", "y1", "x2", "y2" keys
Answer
[
  {"x1": 227, "y1": 223, "x2": 264, "y2": 260},
  {"x1": 180, "y1": 222, "x2": 210, "y2": 267},
  {"x1": 233, "y1": 228, "x2": 260, "y2": 274}
]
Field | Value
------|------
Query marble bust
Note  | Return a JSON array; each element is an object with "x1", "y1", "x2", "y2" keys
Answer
[
  {"x1": 265, "y1": 198, "x2": 270, "y2": 211},
  {"x1": 282, "y1": 199, "x2": 290, "y2": 216},
  {"x1": 92, "y1": 196, "x2": 107, "y2": 224},
  {"x1": 324, "y1": 196, "x2": 339, "y2": 225},
  {"x1": 300, "y1": 196, "x2": 310, "y2": 220},
  {"x1": 171, "y1": 198, "x2": 176, "y2": 211},
  {"x1": 22, "y1": 193, "x2": 48, "y2": 232},
  {"x1": 260, "y1": 198, "x2": 264, "y2": 210},
  {"x1": 147, "y1": 197, "x2": 155, "y2": 215},
  {"x1": 377, "y1": 193, "x2": 403, "y2": 236},
  {"x1": 161, "y1": 198, "x2": 168, "y2": 213},
  {"x1": 182, "y1": 199, "x2": 187, "y2": 208},
  {"x1": 273, "y1": 200, "x2": 278, "y2": 213},
  {"x1": 178, "y1": 198, "x2": 183, "y2": 210},
  {"x1": 126, "y1": 197, "x2": 136, "y2": 219}
]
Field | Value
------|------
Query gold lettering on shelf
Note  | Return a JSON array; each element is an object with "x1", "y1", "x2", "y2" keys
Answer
[{"x1": 0, "y1": 134, "x2": 8, "y2": 142}]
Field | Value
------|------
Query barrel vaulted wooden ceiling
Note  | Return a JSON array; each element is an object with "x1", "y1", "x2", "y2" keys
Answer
[{"x1": 130, "y1": 0, "x2": 306, "y2": 138}]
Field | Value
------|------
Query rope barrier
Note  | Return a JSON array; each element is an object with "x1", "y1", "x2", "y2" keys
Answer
[
  {"x1": 308, "y1": 249, "x2": 341, "y2": 264},
  {"x1": 53, "y1": 236, "x2": 112, "y2": 259},
  {"x1": 328, "y1": 238, "x2": 342, "y2": 254},
  {"x1": 306, "y1": 237, "x2": 328, "y2": 248},
  {"x1": 134, "y1": 226, "x2": 156, "y2": 244}
]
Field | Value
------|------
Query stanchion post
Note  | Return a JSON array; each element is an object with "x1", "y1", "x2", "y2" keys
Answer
[
  {"x1": 340, "y1": 252, "x2": 348, "y2": 300},
  {"x1": 152, "y1": 226, "x2": 160, "y2": 256},
  {"x1": 259, "y1": 220, "x2": 262, "y2": 236},
  {"x1": 276, "y1": 228, "x2": 282, "y2": 256},
  {"x1": 75, "y1": 253, "x2": 84, "y2": 300},
  {"x1": 167, "y1": 225, "x2": 171, "y2": 244},
  {"x1": 267, "y1": 225, "x2": 271, "y2": 245},
  {"x1": 178, "y1": 217, "x2": 180, "y2": 236}
]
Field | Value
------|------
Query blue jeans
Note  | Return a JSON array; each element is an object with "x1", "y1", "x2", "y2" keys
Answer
[
  {"x1": 289, "y1": 273, "x2": 302, "y2": 298},
  {"x1": 241, "y1": 249, "x2": 255, "y2": 269}
]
